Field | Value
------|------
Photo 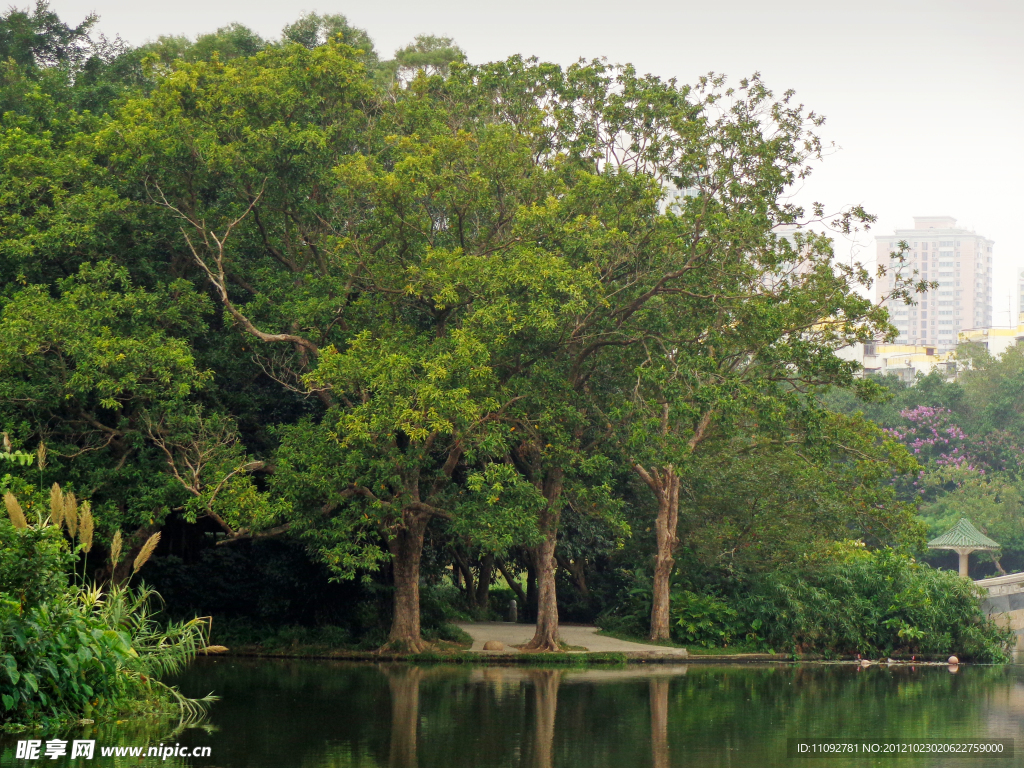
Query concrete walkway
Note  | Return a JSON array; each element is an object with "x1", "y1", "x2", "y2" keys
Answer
[{"x1": 457, "y1": 622, "x2": 689, "y2": 655}]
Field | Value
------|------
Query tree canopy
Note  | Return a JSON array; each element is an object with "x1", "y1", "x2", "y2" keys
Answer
[{"x1": 0, "y1": 4, "x2": 966, "y2": 656}]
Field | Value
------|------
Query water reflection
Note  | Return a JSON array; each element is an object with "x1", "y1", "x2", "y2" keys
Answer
[
  {"x1": 4, "y1": 660, "x2": 1024, "y2": 768},
  {"x1": 527, "y1": 670, "x2": 560, "y2": 768},
  {"x1": 386, "y1": 666, "x2": 421, "y2": 768},
  {"x1": 649, "y1": 678, "x2": 669, "y2": 768}
]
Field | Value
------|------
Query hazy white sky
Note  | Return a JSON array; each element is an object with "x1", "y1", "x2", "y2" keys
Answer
[{"x1": 49, "y1": 0, "x2": 1024, "y2": 324}]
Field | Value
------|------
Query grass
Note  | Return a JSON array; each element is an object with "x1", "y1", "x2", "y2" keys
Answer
[{"x1": 214, "y1": 621, "x2": 473, "y2": 655}]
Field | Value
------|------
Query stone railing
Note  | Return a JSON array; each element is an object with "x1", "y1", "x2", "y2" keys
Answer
[
  {"x1": 975, "y1": 572, "x2": 1024, "y2": 650},
  {"x1": 974, "y1": 571, "x2": 1024, "y2": 597}
]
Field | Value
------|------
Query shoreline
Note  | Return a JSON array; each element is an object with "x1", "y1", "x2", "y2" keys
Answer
[{"x1": 210, "y1": 648, "x2": 976, "y2": 665}]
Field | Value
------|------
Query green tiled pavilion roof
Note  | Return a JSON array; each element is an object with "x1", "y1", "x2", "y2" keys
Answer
[{"x1": 927, "y1": 518, "x2": 999, "y2": 550}]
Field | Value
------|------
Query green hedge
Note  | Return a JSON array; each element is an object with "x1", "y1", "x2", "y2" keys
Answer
[{"x1": 600, "y1": 546, "x2": 1014, "y2": 662}]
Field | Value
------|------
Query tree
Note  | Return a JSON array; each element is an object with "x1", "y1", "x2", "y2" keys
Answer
[
  {"x1": 0, "y1": 1, "x2": 99, "y2": 71},
  {"x1": 0, "y1": 263, "x2": 212, "y2": 555},
  {"x1": 622, "y1": 225, "x2": 917, "y2": 641},
  {"x1": 380, "y1": 35, "x2": 466, "y2": 87},
  {"x1": 102, "y1": 44, "x2": 578, "y2": 649},
  {"x1": 281, "y1": 12, "x2": 377, "y2": 65}
]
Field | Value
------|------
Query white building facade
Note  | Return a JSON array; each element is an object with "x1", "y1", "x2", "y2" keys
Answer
[{"x1": 875, "y1": 216, "x2": 995, "y2": 352}]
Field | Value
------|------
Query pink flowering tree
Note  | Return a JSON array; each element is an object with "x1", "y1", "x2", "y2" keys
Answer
[{"x1": 887, "y1": 406, "x2": 1024, "y2": 572}]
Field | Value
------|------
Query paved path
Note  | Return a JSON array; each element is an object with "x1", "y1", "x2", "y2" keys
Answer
[{"x1": 456, "y1": 622, "x2": 689, "y2": 655}]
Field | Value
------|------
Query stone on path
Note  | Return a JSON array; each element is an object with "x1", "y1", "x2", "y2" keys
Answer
[{"x1": 483, "y1": 640, "x2": 505, "y2": 651}]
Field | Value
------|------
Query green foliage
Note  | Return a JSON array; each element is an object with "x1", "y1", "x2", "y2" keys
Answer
[
  {"x1": 137, "y1": 24, "x2": 268, "y2": 67},
  {"x1": 0, "y1": 262, "x2": 210, "y2": 411},
  {"x1": 601, "y1": 544, "x2": 1011, "y2": 661},
  {"x1": 0, "y1": 491, "x2": 211, "y2": 729},
  {"x1": 379, "y1": 34, "x2": 465, "y2": 85},
  {"x1": 0, "y1": 2, "x2": 1007, "y2": 660},
  {"x1": 1, "y1": 2, "x2": 93, "y2": 69},
  {"x1": 1, "y1": 584, "x2": 212, "y2": 728},
  {"x1": 741, "y1": 546, "x2": 1013, "y2": 661},
  {"x1": 280, "y1": 12, "x2": 375, "y2": 62},
  {"x1": 825, "y1": 346, "x2": 1024, "y2": 573},
  {"x1": 670, "y1": 591, "x2": 743, "y2": 648},
  {"x1": 0, "y1": 517, "x2": 70, "y2": 611}
]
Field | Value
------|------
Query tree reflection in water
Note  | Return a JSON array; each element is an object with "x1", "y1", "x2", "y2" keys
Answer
[
  {"x1": 649, "y1": 678, "x2": 670, "y2": 768},
  {"x1": 101, "y1": 658, "x2": 1024, "y2": 768},
  {"x1": 386, "y1": 665, "x2": 423, "y2": 768},
  {"x1": 528, "y1": 670, "x2": 562, "y2": 768}
]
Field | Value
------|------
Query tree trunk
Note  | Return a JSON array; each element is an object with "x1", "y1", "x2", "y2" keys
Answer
[
  {"x1": 524, "y1": 533, "x2": 560, "y2": 650},
  {"x1": 524, "y1": 471, "x2": 564, "y2": 651},
  {"x1": 475, "y1": 553, "x2": 495, "y2": 614},
  {"x1": 636, "y1": 464, "x2": 680, "y2": 643},
  {"x1": 526, "y1": 555, "x2": 538, "y2": 622},
  {"x1": 650, "y1": 678, "x2": 670, "y2": 768},
  {"x1": 387, "y1": 666, "x2": 422, "y2": 768},
  {"x1": 384, "y1": 515, "x2": 429, "y2": 653},
  {"x1": 452, "y1": 547, "x2": 475, "y2": 599}
]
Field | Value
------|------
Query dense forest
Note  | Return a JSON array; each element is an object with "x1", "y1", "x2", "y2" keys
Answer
[{"x1": 1, "y1": 1, "x2": 1016, "y2": 728}]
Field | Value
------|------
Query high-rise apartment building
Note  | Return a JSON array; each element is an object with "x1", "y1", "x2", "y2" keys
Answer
[{"x1": 875, "y1": 216, "x2": 994, "y2": 351}]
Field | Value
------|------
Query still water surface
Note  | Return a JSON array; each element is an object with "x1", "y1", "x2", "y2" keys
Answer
[{"x1": 3, "y1": 659, "x2": 1024, "y2": 767}]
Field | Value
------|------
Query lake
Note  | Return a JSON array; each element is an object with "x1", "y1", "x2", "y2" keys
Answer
[{"x1": 3, "y1": 659, "x2": 1024, "y2": 767}]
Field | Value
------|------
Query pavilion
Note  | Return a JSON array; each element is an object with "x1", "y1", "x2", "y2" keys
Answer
[{"x1": 927, "y1": 518, "x2": 999, "y2": 578}]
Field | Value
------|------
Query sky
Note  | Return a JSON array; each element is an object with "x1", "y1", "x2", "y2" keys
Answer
[{"x1": 49, "y1": 0, "x2": 1024, "y2": 325}]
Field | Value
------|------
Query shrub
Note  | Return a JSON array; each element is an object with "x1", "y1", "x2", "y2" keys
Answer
[
  {"x1": 1, "y1": 489, "x2": 212, "y2": 729},
  {"x1": 741, "y1": 546, "x2": 1014, "y2": 661},
  {"x1": 2, "y1": 584, "x2": 212, "y2": 727},
  {"x1": 670, "y1": 591, "x2": 744, "y2": 647},
  {"x1": 599, "y1": 545, "x2": 1012, "y2": 662}
]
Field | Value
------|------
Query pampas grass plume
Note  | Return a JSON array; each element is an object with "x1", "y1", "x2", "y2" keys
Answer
[
  {"x1": 133, "y1": 532, "x2": 161, "y2": 574},
  {"x1": 4, "y1": 491, "x2": 27, "y2": 530},
  {"x1": 50, "y1": 483, "x2": 64, "y2": 528},
  {"x1": 64, "y1": 492, "x2": 78, "y2": 538},
  {"x1": 110, "y1": 529, "x2": 123, "y2": 567},
  {"x1": 78, "y1": 500, "x2": 94, "y2": 553}
]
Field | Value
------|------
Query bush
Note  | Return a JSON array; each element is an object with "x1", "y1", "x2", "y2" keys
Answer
[
  {"x1": 2, "y1": 584, "x2": 212, "y2": 728},
  {"x1": 1, "y1": 491, "x2": 212, "y2": 729},
  {"x1": 670, "y1": 591, "x2": 744, "y2": 648},
  {"x1": 598, "y1": 545, "x2": 1013, "y2": 662},
  {"x1": 0, "y1": 521, "x2": 71, "y2": 609},
  {"x1": 741, "y1": 546, "x2": 1014, "y2": 661},
  {"x1": 594, "y1": 576, "x2": 653, "y2": 639}
]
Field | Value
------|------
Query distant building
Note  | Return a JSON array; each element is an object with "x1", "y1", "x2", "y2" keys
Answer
[
  {"x1": 836, "y1": 342, "x2": 957, "y2": 383},
  {"x1": 958, "y1": 324, "x2": 1024, "y2": 358},
  {"x1": 876, "y1": 216, "x2": 995, "y2": 353}
]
